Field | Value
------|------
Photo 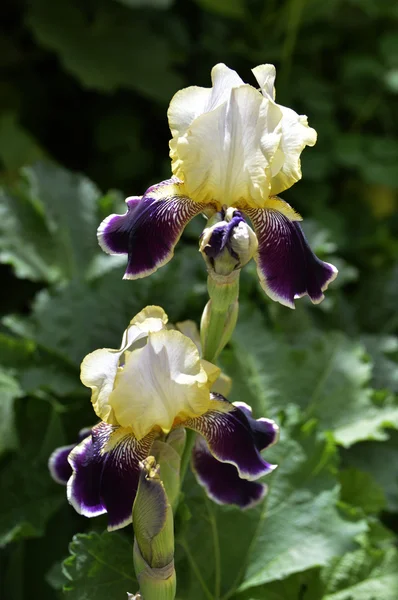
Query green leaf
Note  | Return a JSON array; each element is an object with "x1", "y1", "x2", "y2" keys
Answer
[
  {"x1": 6, "y1": 247, "x2": 206, "y2": 365},
  {"x1": 0, "y1": 161, "x2": 105, "y2": 283},
  {"x1": 0, "y1": 369, "x2": 23, "y2": 456},
  {"x1": 176, "y1": 427, "x2": 366, "y2": 598},
  {"x1": 27, "y1": 0, "x2": 183, "y2": 101},
  {"x1": 62, "y1": 531, "x2": 137, "y2": 599},
  {"x1": 0, "y1": 112, "x2": 45, "y2": 171},
  {"x1": 321, "y1": 548, "x2": 398, "y2": 600},
  {"x1": 223, "y1": 306, "x2": 398, "y2": 447},
  {"x1": 339, "y1": 468, "x2": 386, "y2": 514},
  {"x1": 342, "y1": 432, "x2": 398, "y2": 513},
  {"x1": 0, "y1": 401, "x2": 65, "y2": 545}
]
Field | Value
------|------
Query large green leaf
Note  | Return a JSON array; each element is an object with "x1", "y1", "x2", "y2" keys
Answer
[
  {"x1": 0, "y1": 161, "x2": 109, "y2": 283},
  {"x1": 62, "y1": 531, "x2": 137, "y2": 599},
  {"x1": 0, "y1": 400, "x2": 65, "y2": 545},
  {"x1": 27, "y1": 0, "x2": 183, "y2": 101},
  {"x1": 176, "y1": 427, "x2": 366, "y2": 598},
  {"x1": 223, "y1": 306, "x2": 398, "y2": 447},
  {"x1": 321, "y1": 548, "x2": 398, "y2": 600},
  {"x1": 5, "y1": 247, "x2": 206, "y2": 365}
]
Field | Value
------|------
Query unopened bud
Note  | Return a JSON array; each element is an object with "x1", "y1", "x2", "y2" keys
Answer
[
  {"x1": 132, "y1": 457, "x2": 176, "y2": 600},
  {"x1": 200, "y1": 208, "x2": 258, "y2": 280}
]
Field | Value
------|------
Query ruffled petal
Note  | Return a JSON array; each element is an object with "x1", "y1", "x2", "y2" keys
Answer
[
  {"x1": 97, "y1": 178, "x2": 204, "y2": 279},
  {"x1": 109, "y1": 329, "x2": 218, "y2": 440},
  {"x1": 184, "y1": 394, "x2": 277, "y2": 480},
  {"x1": 172, "y1": 85, "x2": 282, "y2": 208},
  {"x1": 192, "y1": 436, "x2": 267, "y2": 509},
  {"x1": 48, "y1": 427, "x2": 91, "y2": 484},
  {"x1": 80, "y1": 306, "x2": 168, "y2": 424},
  {"x1": 246, "y1": 203, "x2": 338, "y2": 308},
  {"x1": 67, "y1": 422, "x2": 156, "y2": 531}
]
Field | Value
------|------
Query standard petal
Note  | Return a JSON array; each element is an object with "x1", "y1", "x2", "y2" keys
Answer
[
  {"x1": 109, "y1": 329, "x2": 217, "y2": 440},
  {"x1": 246, "y1": 204, "x2": 338, "y2": 308},
  {"x1": 173, "y1": 85, "x2": 281, "y2": 208},
  {"x1": 252, "y1": 64, "x2": 276, "y2": 100},
  {"x1": 269, "y1": 106, "x2": 317, "y2": 196},
  {"x1": 97, "y1": 178, "x2": 204, "y2": 279},
  {"x1": 67, "y1": 422, "x2": 156, "y2": 531},
  {"x1": 192, "y1": 436, "x2": 267, "y2": 509},
  {"x1": 48, "y1": 427, "x2": 92, "y2": 484},
  {"x1": 80, "y1": 306, "x2": 169, "y2": 423},
  {"x1": 184, "y1": 394, "x2": 277, "y2": 480}
]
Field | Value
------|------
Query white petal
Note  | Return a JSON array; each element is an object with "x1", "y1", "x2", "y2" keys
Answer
[
  {"x1": 108, "y1": 330, "x2": 218, "y2": 439},
  {"x1": 269, "y1": 105, "x2": 317, "y2": 195},
  {"x1": 252, "y1": 64, "x2": 276, "y2": 99},
  {"x1": 175, "y1": 85, "x2": 282, "y2": 207}
]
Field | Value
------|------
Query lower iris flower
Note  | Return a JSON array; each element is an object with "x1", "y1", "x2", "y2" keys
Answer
[
  {"x1": 49, "y1": 306, "x2": 278, "y2": 530},
  {"x1": 98, "y1": 63, "x2": 337, "y2": 308}
]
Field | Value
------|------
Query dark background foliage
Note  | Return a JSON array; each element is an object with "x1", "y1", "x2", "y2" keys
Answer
[{"x1": 0, "y1": 0, "x2": 398, "y2": 599}]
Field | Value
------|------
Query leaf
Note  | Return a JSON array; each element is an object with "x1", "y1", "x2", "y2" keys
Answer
[
  {"x1": 0, "y1": 369, "x2": 23, "y2": 456},
  {"x1": 176, "y1": 427, "x2": 366, "y2": 598},
  {"x1": 342, "y1": 432, "x2": 398, "y2": 513},
  {"x1": 223, "y1": 306, "x2": 398, "y2": 447},
  {"x1": 27, "y1": 0, "x2": 183, "y2": 101},
  {"x1": 62, "y1": 531, "x2": 137, "y2": 599},
  {"x1": 0, "y1": 112, "x2": 45, "y2": 171},
  {"x1": 321, "y1": 548, "x2": 398, "y2": 600},
  {"x1": 0, "y1": 161, "x2": 105, "y2": 283},
  {"x1": 6, "y1": 247, "x2": 206, "y2": 365},
  {"x1": 339, "y1": 468, "x2": 386, "y2": 514},
  {"x1": 0, "y1": 401, "x2": 65, "y2": 545}
]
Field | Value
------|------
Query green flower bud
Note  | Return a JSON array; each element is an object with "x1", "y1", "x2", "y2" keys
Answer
[{"x1": 132, "y1": 457, "x2": 176, "y2": 600}]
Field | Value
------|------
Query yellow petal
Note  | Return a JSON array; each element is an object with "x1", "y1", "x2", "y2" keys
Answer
[
  {"x1": 109, "y1": 330, "x2": 214, "y2": 440},
  {"x1": 80, "y1": 306, "x2": 169, "y2": 425}
]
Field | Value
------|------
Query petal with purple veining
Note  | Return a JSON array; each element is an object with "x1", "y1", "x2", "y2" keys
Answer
[
  {"x1": 246, "y1": 203, "x2": 338, "y2": 308},
  {"x1": 184, "y1": 394, "x2": 276, "y2": 481},
  {"x1": 67, "y1": 422, "x2": 156, "y2": 531},
  {"x1": 97, "y1": 178, "x2": 204, "y2": 279}
]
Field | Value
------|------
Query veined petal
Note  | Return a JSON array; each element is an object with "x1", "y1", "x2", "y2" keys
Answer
[
  {"x1": 192, "y1": 436, "x2": 267, "y2": 509},
  {"x1": 67, "y1": 422, "x2": 156, "y2": 531},
  {"x1": 80, "y1": 306, "x2": 168, "y2": 424},
  {"x1": 173, "y1": 85, "x2": 282, "y2": 208},
  {"x1": 184, "y1": 394, "x2": 277, "y2": 481},
  {"x1": 97, "y1": 178, "x2": 204, "y2": 279},
  {"x1": 246, "y1": 204, "x2": 338, "y2": 308},
  {"x1": 48, "y1": 427, "x2": 91, "y2": 484},
  {"x1": 109, "y1": 330, "x2": 218, "y2": 440},
  {"x1": 252, "y1": 64, "x2": 276, "y2": 100}
]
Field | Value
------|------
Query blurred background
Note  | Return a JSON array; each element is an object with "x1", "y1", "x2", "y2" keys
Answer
[{"x1": 0, "y1": 0, "x2": 397, "y2": 599}]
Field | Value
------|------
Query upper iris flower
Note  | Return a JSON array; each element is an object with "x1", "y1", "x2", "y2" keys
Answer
[
  {"x1": 49, "y1": 306, "x2": 278, "y2": 530},
  {"x1": 98, "y1": 63, "x2": 337, "y2": 308}
]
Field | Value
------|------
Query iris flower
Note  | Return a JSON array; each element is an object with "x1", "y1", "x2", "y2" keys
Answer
[
  {"x1": 98, "y1": 63, "x2": 337, "y2": 308},
  {"x1": 49, "y1": 306, "x2": 278, "y2": 530}
]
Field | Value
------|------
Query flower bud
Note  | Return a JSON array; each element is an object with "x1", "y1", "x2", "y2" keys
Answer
[
  {"x1": 200, "y1": 208, "x2": 258, "y2": 280},
  {"x1": 132, "y1": 457, "x2": 176, "y2": 600}
]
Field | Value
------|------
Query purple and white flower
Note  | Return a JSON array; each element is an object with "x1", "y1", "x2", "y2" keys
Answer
[
  {"x1": 49, "y1": 306, "x2": 278, "y2": 530},
  {"x1": 98, "y1": 63, "x2": 337, "y2": 308}
]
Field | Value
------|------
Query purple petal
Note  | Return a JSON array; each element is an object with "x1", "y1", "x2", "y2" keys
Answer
[
  {"x1": 204, "y1": 211, "x2": 245, "y2": 260},
  {"x1": 246, "y1": 206, "x2": 338, "y2": 308},
  {"x1": 232, "y1": 402, "x2": 279, "y2": 451},
  {"x1": 48, "y1": 427, "x2": 92, "y2": 485},
  {"x1": 192, "y1": 436, "x2": 267, "y2": 509},
  {"x1": 184, "y1": 394, "x2": 277, "y2": 481},
  {"x1": 97, "y1": 178, "x2": 204, "y2": 279},
  {"x1": 67, "y1": 422, "x2": 156, "y2": 531}
]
